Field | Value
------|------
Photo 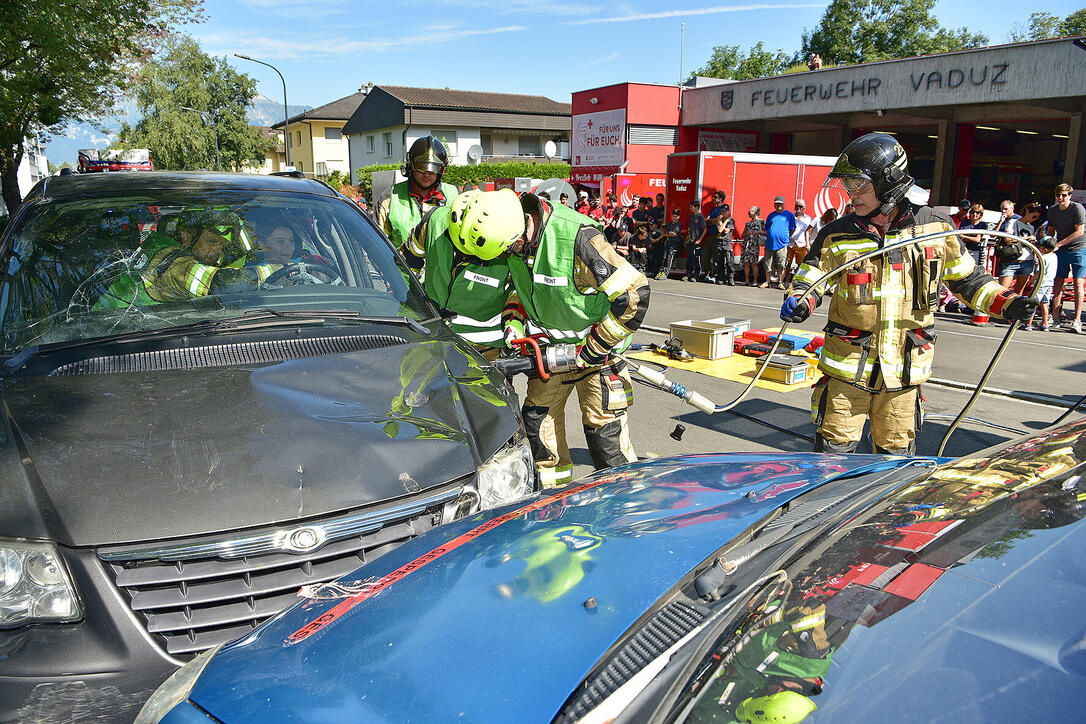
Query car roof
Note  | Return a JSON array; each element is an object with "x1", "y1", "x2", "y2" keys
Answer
[{"x1": 25, "y1": 171, "x2": 338, "y2": 202}]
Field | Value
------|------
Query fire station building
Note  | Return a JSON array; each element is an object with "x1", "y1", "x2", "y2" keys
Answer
[{"x1": 573, "y1": 37, "x2": 1086, "y2": 209}]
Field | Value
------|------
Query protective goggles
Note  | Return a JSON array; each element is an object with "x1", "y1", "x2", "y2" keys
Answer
[
  {"x1": 824, "y1": 176, "x2": 873, "y2": 195},
  {"x1": 410, "y1": 157, "x2": 445, "y2": 174}
]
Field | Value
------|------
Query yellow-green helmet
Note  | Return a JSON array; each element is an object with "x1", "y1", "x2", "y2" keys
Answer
[
  {"x1": 448, "y1": 189, "x2": 524, "y2": 261},
  {"x1": 736, "y1": 692, "x2": 816, "y2": 724}
]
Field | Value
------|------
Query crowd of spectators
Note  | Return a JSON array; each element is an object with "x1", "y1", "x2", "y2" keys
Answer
[
  {"x1": 947, "y1": 184, "x2": 1085, "y2": 332},
  {"x1": 571, "y1": 181, "x2": 1084, "y2": 334}
]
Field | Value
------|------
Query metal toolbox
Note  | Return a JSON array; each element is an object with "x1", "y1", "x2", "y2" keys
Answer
[
  {"x1": 702, "y1": 316, "x2": 751, "y2": 336},
  {"x1": 754, "y1": 354, "x2": 812, "y2": 385},
  {"x1": 668, "y1": 319, "x2": 736, "y2": 359}
]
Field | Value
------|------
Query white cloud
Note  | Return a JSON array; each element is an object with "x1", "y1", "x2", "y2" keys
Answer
[
  {"x1": 582, "y1": 51, "x2": 619, "y2": 67},
  {"x1": 564, "y1": 3, "x2": 823, "y2": 25},
  {"x1": 206, "y1": 24, "x2": 526, "y2": 61}
]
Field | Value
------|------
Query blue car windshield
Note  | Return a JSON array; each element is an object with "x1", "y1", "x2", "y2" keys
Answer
[
  {"x1": 0, "y1": 190, "x2": 430, "y2": 353},
  {"x1": 673, "y1": 425, "x2": 1086, "y2": 723}
]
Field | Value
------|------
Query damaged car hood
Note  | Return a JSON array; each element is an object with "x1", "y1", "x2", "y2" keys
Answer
[{"x1": 0, "y1": 338, "x2": 516, "y2": 547}]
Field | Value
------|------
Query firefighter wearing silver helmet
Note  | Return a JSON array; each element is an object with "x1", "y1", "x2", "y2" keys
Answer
[
  {"x1": 782, "y1": 133, "x2": 1037, "y2": 454},
  {"x1": 374, "y1": 134, "x2": 459, "y2": 271},
  {"x1": 453, "y1": 190, "x2": 650, "y2": 487}
]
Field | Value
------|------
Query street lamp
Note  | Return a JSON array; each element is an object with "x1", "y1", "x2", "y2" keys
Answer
[
  {"x1": 234, "y1": 54, "x2": 290, "y2": 167},
  {"x1": 180, "y1": 106, "x2": 221, "y2": 171}
]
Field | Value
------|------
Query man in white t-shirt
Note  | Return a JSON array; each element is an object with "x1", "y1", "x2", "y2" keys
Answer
[{"x1": 784, "y1": 199, "x2": 813, "y2": 285}]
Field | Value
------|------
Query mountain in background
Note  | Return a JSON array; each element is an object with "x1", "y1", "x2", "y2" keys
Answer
[
  {"x1": 42, "y1": 95, "x2": 311, "y2": 166},
  {"x1": 247, "y1": 94, "x2": 311, "y2": 127}
]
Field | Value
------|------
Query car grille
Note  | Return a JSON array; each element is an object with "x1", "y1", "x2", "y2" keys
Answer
[
  {"x1": 99, "y1": 486, "x2": 473, "y2": 660},
  {"x1": 51, "y1": 333, "x2": 407, "y2": 376},
  {"x1": 556, "y1": 600, "x2": 708, "y2": 723}
]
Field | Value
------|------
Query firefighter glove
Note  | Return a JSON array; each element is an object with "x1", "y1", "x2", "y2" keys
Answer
[
  {"x1": 1002, "y1": 295, "x2": 1039, "y2": 322},
  {"x1": 503, "y1": 319, "x2": 526, "y2": 348},
  {"x1": 781, "y1": 295, "x2": 812, "y2": 323}
]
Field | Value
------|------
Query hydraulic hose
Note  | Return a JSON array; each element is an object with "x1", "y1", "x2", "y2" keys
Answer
[{"x1": 625, "y1": 228, "x2": 1047, "y2": 456}]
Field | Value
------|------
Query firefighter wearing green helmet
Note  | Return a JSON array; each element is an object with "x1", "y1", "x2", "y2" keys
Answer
[
  {"x1": 417, "y1": 189, "x2": 514, "y2": 355},
  {"x1": 450, "y1": 189, "x2": 650, "y2": 487},
  {"x1": 374, "y1": 135, "x2": 459, "y2": 273}
]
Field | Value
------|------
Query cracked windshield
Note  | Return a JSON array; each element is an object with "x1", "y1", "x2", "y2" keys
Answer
[{"x1": 0, "y1": 191, "x2": 429, "y2": 353}]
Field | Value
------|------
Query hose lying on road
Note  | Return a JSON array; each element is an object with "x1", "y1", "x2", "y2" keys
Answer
[{"x1": 624, "y1": 228, "x2": 1046, "y2": 456}]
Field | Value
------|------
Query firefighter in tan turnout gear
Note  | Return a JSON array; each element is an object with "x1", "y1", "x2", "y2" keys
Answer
[
  {"x1": 451, "y1": 190, "x2": 650, "y2": 487},
  {"x1": 781, "y1": 133, "x2": 1037, "y2": 454}
]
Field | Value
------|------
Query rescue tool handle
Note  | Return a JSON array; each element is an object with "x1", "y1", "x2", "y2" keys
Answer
[{"x1": 489, "y1": 336, "x2": 551, "y2": 381}]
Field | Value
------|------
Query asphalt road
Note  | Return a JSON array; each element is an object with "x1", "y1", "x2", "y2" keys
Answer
[{"x1": 512, "y1": 277, "x2": 1086, "y2": 480}]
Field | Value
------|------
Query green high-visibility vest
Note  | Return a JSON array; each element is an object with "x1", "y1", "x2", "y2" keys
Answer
[
  {"x1": 423, "y1": 207, "x2": 510, "y2": 348},
  {"x1": 387, "y1": 181, "x2": 460, "y2": 249},
  {"x1": 507, "y1": 202, "x2": 609, "y2": 344}
]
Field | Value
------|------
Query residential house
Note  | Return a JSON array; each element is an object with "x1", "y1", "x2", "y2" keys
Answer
[
  {"x1": 271, "y1": 92, "x2": 365, "y2": 178},
  {"x1": 243, "y1": 126, "x2": 286, "y2": 174},
  {"x1": 16, "y1": 136, "x2": 49, "y2": 195},
  {"x1": 343, "y1": 84, "x2": 571, "y2": 185}
]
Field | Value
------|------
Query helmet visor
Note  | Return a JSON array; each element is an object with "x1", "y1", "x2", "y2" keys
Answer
[
  {"x1": 410, "y1": 158, "x2": 444, "y2": 174},
  {"x1": 823, "y1": 176, "x2": 873, "y2": 196}
]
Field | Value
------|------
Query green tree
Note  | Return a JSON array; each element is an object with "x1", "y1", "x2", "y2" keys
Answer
[
  {"x1": 1008, "y1": 9, "x2": 1086, "y2": 41},
  {"x1": 691, "y1": 42, "x2": 793, "y2": 81},
  {"x1": 118, "y1": 35, "x2": 273, "y2": 171},
  {"x1": 801, "y1": 0, "x2": 988, "y2": 67},
  {"x1": 0, "y1": 0, "x2": 202, "y2": 213}
]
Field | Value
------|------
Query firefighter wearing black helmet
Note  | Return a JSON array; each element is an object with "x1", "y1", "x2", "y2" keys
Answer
[
  {"x1": 781, "y1": 133, "x2": 1037, "y2": 454},
  {"x1": 374, "y1": 135, "x2": 459, "y2": 270}
]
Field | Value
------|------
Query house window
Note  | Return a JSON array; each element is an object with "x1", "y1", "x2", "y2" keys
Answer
[
  {"x1": 518, "y1": 136, "x2": 541, "y2": 156},
  {"x1": 383, "y1": 133, "x2": 393, "y2": 158},
  {"x1": 295, "y1": 130, "x2": 302, "y2": 145},
  {"x1": 324, "y1": 127, "x2": 342, "y2": 140},
  {"x1": 480, "y1": 134, "x2": 492, "y2": 156},
  {"x1": 367, "y1": 135, "x2": 375, "y2": 153}
]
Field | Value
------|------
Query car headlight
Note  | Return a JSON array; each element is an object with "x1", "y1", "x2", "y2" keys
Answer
[
  {"x1": 0, "y1": 539, "x2": 81, "y2": 628},
  {"x1": 135, "y1": 643, "x2": 224, "y2": 724},
  {"x1": 477, "y1": 436, "x2": 536, "y2": 509}
]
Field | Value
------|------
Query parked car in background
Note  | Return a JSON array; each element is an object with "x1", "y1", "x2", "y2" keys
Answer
[
  {"x1": 139, "y1": 419, "x2": 1086, "y2": 723},
  {"x1": 0, "y1": 172, "x2": 534, "y2": 722}
]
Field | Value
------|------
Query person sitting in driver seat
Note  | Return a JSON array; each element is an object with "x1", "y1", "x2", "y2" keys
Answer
[{"x1": 142, "y1": 210, "x2": 260, "y2": 301}]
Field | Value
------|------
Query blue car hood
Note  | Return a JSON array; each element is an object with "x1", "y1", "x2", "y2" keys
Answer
[{"x1": 187, "y1": 453, "x2": 913, "y2": 723}]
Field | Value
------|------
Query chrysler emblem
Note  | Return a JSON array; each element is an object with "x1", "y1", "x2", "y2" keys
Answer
[
  {"x1": 720, "y1": 89, "x2": 733, "y2": 111},
  {"x1": 282, "y1": 526, "x2": 326, "y2": 553}
]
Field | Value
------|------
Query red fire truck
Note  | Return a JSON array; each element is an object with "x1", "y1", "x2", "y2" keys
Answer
[
  {"x1": 666, "y1": 151, "x2": 848, "y2": 257},
  {"x1": 77, "y1": 149, "x2": 153, "y2": 173}
]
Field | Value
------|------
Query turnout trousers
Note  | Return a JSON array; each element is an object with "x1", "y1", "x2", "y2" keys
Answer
[
  {"x1": 810, "y1": 375, "x2": 923, "y2": 454},
  {"x1": 522, "y1": 358, "x2": 637, "y2": 487}
]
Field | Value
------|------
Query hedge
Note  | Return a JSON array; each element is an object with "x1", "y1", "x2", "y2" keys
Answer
[{"x1": 354, "y1": 161, "x2": 573, "y2": 200}]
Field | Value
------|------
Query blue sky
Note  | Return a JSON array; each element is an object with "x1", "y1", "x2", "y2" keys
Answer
[
  {"x1": 198, "y1": 0, "x2": 1082, "y2": 106},
  {"x1": 45, "y1": 0, "x2": 1083, "y2": 163}
]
